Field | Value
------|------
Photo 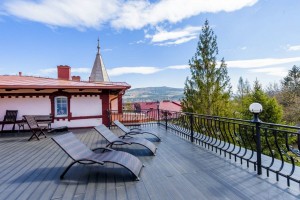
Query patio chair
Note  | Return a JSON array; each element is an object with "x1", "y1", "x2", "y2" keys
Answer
[
  {"x1": 94, "y1": 125, "x2": 157, "y2": 155},
  {"x1": 113, "y1": 120, "x2": 161, "y2": 141},
  {"x1": 1, "y1": 110, "x2": 18, "y2": 132},
  {"x1": 24, "y1": 115, "x2": 47, "y2": 141},
  {"x1": 52, "y1": 132, "x2": 143, "y2": 180}
]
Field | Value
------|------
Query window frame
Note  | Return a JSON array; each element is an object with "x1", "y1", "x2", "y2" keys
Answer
[{"x1": 54, "y1": 96, "x2": 68, "y2": 118}]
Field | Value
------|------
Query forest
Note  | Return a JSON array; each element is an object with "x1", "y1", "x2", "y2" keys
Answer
[{"x1": 181, "y1": 20, "x2": 300, "y2": 126}]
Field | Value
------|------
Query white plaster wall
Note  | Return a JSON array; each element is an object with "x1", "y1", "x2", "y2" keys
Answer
[
  {"x1": 71, "y1": 96, "x2": 102, "y2": 117},
  {"x1": 0, "y1": 96, "x2": 51, "y2": 120},
  {"x1": 52, "y1": 118, "x2": 102, "y2": 128},
  {"x1": 1, "y1": 95, "x2": 103, "y2": 130},
  {"x1": 1, "y1": 96, "x2": 51, "y2": 130}
]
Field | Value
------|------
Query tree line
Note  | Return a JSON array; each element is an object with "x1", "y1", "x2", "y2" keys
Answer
[{"x1": 182, "y1": 20, "x2": 300, "y2": 125}]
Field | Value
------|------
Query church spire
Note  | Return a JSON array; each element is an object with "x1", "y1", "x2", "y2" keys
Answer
[
  {"x1": 89, "y1": 38, "x2": 110, "y2": 82},
  {"x1": 97, "y1": 37, "x2": 100, "y2": 54}
]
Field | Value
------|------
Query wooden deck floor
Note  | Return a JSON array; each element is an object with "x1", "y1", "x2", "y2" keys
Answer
[{"x1": 0, "y1": 125, "x2": 300, "y2": 200}]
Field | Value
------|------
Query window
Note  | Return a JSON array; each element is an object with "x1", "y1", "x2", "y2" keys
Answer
[{"x1": 55, "y1": 96, "x2": 68, "y2": 117}]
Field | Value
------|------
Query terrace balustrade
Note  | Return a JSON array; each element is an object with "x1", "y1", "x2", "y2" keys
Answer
[{"x1": 108, "y1": 108, "x2": 300, "y2": 187}]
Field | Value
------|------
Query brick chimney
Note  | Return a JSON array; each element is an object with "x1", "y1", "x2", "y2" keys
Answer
[
  {"x1": 57, "y1": 65, "x2": 71, "y2": 80},
  {"x1": 72, "y1": 76, "x2": 81, "y2": 82}
]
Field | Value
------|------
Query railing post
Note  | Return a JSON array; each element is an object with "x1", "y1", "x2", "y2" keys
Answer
[
  {"x1": 157, "y1": 103, "x2": 160, "y2": 125},
  {"x1": 254, "y1": 114, "x2": 262, "y2": 175},
  {"x1": 249, "y1": 103, "x2": 263, "y2": 176},
  {"x1": 190, "y1": 114, "x2": 194, "y2": 143},
  {"x1": 165, "y1": 111, "x2": 168, "y2": 130}
]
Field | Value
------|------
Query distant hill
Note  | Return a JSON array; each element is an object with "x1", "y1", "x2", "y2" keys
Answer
[{"x1": 123, "y1": 86, "x2": 184, "y2": 102}]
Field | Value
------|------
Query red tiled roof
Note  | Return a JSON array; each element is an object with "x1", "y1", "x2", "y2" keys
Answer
[{"x1": 0, "y1": 75, "x2": 131, "y2": 90}]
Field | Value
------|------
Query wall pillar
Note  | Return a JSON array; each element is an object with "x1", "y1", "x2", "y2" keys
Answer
[{"x1": 101, "y1": 92, "x2": 110, "y2": 126}]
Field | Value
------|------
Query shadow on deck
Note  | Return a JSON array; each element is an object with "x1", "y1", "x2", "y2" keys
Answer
[{"x1": 0, "y1": 125, "x2": 299, "y2": 200}]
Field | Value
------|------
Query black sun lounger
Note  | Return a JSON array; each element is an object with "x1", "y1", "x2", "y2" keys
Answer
[
  {"x1": 113, "y1": 120, "x2": 161, "y2": 141},
  {"x1": 52, "y1": 132, "x2": 143, "y2": 180},
  {"x1": 94, "y1": 125, "x2": 157, "y2": 155}
]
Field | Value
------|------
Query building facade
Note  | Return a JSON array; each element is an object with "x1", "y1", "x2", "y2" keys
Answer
[{"x1": 0, "y1": 41, "x2": 129, "y2": 130}]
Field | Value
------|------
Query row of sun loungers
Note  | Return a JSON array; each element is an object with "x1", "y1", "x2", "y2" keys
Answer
[{"x1": 52, "y1": 120, "x2": 161, "y2": 181}]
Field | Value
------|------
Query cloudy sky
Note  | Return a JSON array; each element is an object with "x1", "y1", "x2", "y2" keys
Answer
[{"x1": 0, "y1": 0, "x2": 300, "y2": 92}]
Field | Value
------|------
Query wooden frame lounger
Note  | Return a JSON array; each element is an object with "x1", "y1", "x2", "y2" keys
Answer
[
  {"x1": 52, "y1": 132, "x2": 143, "y2": 180},
  {"x1": 94, "y1": 125, "x2": 157, "y2": 155},
  {"x1": 113, "y1": 120, "x2": 161, "y2": 141}
]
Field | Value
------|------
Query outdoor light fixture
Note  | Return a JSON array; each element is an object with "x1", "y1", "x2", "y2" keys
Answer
[
  {"x1": 156, "y1": 100, "x2": 160, "y2": 109},
  {"x1": 249, "y1": 103, "x2": 263, "y2": 114},
  {"x1": 249, "y1": 102, "x2": 263, "y2": 122}
]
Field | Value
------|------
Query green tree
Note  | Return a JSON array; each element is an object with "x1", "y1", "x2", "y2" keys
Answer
[
  {"x1": 278, "y1": 65, "x2": 300, "y2": 124},
  {"x1": 181, "y1": 20, "x2": 232, "y2": 116},
  {"x1": 232, "y1": 77, "x2": 251, "y2": 118},
  {"x1": 240, "y1": 80, "x2": 283, "y2": 123}
]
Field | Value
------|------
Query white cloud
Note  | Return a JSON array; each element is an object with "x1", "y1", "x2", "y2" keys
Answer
[
  {"x1": 241, "y1": 46, "x2": 247, "y2": 50},
  {"x1": 111, "y1": 0, "x2": 258, "y2": 30},
  {"x1": 39, "y1": 68, "x2": 56, "y2": 74},
  {"x1": 107, "y1": 64, "x2": 189, "y2": 76},
  {"x1": 146, "y1": 26, "x2": 201, "y2": 46},
  {"x1": 249, "y1": 67, "x2": 288, "y2": 77},
  {"x1": 107, "y1": 66, "x2": 162, "y2": 76},
  {"x1": 3, "y1": 0, "x2": 120, "y2": 29},
  {"x1": 226, "y1": 57, "x2": 300, "y2": 69},
  {"x1": 39, "y1": 67, "x2": 90, "y2": 74},
  {"x1": 167, "y1": 65, "x2": 189, "y2": 69},
  {"x1": 287, "y1": 45, "x2": 300, "y2": 51},
  {"x1": 71, "y1": 68, "x2": 91, "y2": 73},
  {"x1": 3, "y1": 0, "x2": 258, "y2": 30}
]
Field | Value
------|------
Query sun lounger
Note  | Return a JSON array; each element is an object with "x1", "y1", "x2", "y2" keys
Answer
[
  {"x1": 113, "y1": 120, "x2": 161, "y2": 141},
  {"x1": 94, "y1": 125, "x2": 157, "y2": 155},
  {"x1": 52, "y1": 132, "x2": 143, "y2": 180},
  {"x1": 24, "y1": 115, "x2": 47, "y2": 141}
]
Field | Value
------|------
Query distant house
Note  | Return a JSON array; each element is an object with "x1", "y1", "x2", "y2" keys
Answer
[
  {"x1": 0, "y1": 40, "x2": 130, "y2": 130},
  {"x1": 124, "y1": 100, "x2": 182, "y2": 112},
  {"x1": 141, "y1": 100, "x2": 181, "y2": 112}
]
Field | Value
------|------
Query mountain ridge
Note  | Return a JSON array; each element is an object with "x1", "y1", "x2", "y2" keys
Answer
[{"x1": 123, "y1": 86, "x2": 183, "y2": 102}]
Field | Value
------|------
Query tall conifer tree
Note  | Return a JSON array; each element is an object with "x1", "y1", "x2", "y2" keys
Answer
[{"x1": 182, "y1": 20, "x2": 231, "y2": 116}]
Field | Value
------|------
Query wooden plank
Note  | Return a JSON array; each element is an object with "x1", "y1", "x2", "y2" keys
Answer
[{"x1": 0, "y1": 126, "x2": 300, "y2": 200}]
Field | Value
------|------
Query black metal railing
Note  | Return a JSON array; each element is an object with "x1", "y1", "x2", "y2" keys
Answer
[{"x1": 108, "y1": 109, "x2": 300, "y2": 187}]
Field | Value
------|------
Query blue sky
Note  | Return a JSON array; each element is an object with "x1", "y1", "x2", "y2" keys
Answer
[{"x1": 1, "y1": 0, "x2": 300, "y2": 92}]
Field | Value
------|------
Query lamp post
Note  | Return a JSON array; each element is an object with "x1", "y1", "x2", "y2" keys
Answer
[{"x1": 249, "y1": 102, "x2": 263, "y2": 175}]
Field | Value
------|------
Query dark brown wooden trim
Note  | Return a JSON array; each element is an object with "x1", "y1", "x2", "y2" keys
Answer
[
  {"x1": 70, "y1": 115, "x2": 102, "y2": 120},
  {"x1": 118, "y1": 94, "x2": 123, "y2": 114},
  {"x1": 0, "y1": 92, "x2": 102, "y2": 97},
  {"x1": 101, "y1": 93, "x2": 109, "y2": 126}
]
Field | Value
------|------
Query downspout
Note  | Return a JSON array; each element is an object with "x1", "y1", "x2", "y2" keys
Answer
[{"x1": 109, "y1": 88, "x2": 126, "y2": 111}]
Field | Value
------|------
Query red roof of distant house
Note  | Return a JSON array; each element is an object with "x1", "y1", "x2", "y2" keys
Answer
[
  {"x1": 137, "y1": 100, "x2": 181, "y2": 112},
  {"x1": 0, "y1": 75, "x2": 130, "y2": 90}
]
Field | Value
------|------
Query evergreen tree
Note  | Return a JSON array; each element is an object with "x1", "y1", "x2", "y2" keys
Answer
[
  {"x1": 181, "y1": 20, "x2": 231, "y2": 116},
  {"x1": 240, "y1": 80, "x2": 283, "y2": 123},
  {"x1": 278, "y1": 65, "x2": 300, "y2": 124},
  {"x1": 282, "y1": 65, "x2": 300, "y2": 95}
]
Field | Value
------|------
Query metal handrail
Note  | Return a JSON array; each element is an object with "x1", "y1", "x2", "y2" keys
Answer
[{"x1": 108, "y1": 109, "x2": 300, "y2": 187}]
